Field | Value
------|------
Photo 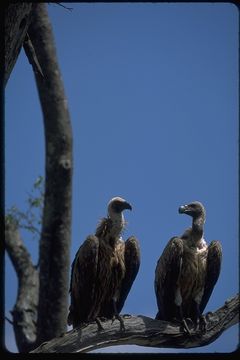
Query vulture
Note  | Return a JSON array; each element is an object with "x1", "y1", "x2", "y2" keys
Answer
[
  {"x1": 67, "y1": 196, "x2": 140, "y2": 330},
  {"x1": 154, "y1": 201, "x2": 222, "y2": 333}
]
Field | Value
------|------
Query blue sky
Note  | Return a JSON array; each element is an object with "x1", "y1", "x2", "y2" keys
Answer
[{"x1": 5, "y1": 2, "x2": 239, "y2": 353}]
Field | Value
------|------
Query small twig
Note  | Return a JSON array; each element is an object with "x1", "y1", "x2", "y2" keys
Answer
[
  {"x1": 55, "y1": 3, "x2": 73, "y2": 11},
  {"x1": 5, "y1": 316, "x2": 14, "y2": 325},
  {"x1": 23, "y1": 33, "x2": 44, "y2": 79}
]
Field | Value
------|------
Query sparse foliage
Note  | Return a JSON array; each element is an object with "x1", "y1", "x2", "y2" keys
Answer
[{"x1": 6, "y1": 176, "x2": 44, "y2": 237}]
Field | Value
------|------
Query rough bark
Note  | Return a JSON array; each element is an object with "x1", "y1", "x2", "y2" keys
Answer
[
  {"x1": 4, "y1": 3, "x2": 34, "y2": 87},
  {"x1": 4, "y1": 3, "x2": 72, "y2": 352},
  {"x1": 31, "y1": 294, "x2": 239, "y2": 353},
  {"x1": 5, "y1": 222, "x2": 39, "y2": 353},
  {"x1": 25, "y1": 4, "x2": 73, "y2": 347}
]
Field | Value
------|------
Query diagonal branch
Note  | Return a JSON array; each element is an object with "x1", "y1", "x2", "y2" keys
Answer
[
  {"x1": 4, "y1": 3, "x2": 34, "y2": 87},
  {"x1": 23, "y1": 33, "x2": 44, "y2": 79},
  {"x1": 5, "y1": 222, "x2": 39, "y2": 353},
  {"x1": 31, "y1": 294, "x2": 239, "y2": 353}
]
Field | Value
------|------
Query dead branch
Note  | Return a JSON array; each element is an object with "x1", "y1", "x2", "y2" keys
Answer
[
  {"x1": 23, "y1": 33, "x2": 44, "y2": 78},
  {"x1": 31, "y1": 294, "x2": 239, "y2": 353},
  {"x1": 5, "y1": 222, "x2": 39, "y2": 353},
  {"x1": 4, "y1": 3, "x2": 34, "y2": 87}
]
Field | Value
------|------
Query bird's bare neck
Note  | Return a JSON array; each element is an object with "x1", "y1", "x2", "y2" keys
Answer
[
  {"x1": 109, "y1": 212, "x2": 125, "y2": 239},
  {"x1": 191, "y1": 217, "x2": 204, "y2": 242}
]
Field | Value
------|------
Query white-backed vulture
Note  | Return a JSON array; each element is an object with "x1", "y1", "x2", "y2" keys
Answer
[
  {"x1": 68, "y1": 197, "x2": 140, "y2": 330},
  {"x1": 155, "y1": 201, "x2": 222, "y2": 333}
]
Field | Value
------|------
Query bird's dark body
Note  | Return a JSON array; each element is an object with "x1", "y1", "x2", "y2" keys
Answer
[
  {"x1": 180, "y1": 240, "x2": 207, "y2": 314},
  {"x1": 97, "y1": 238, "x2": 126, "y2": 317},
  {"x1": 97, "y1": 238, "x2": 126, "y2": 313}
]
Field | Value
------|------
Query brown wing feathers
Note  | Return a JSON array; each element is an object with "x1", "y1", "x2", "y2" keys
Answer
[
  {"x1": 67, "y1": 235, "x2": 99, "y2": 327},
  {"x1": 68, "y1": 197, "x2": 140, "y2": 327}
]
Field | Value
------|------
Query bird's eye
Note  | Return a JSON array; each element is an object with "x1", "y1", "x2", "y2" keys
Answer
[{"x1": 112, "y1": 201, "x2": 122, "y2": 212}]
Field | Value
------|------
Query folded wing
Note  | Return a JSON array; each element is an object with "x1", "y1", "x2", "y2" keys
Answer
[
  {"x1": 154, "y1": 237, "x2": 184, "y2": 320},
  {"x1": 200, "y1": 240, "x2": 222, "y2": 313},
  {"x1": 67, "y1": 235, "x2": 99, "y2": 327},
  {"x1": 117, "y1": 236, "x2": 140, "y2": 313},
  {"x1": 99, "y1": 236, "x2": 140, "y2": 317}
]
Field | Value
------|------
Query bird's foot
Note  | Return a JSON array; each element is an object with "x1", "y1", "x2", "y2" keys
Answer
[
  {"x1": 79, "y1": 321, "x2": 89, "y2": 329},
  {"x1": 173, "y1": 317, "x2": 193, "y2": 335},
  {"x1": 195, "y1": 315, "x2": 207, "y2": 333},
  {"x1": 95, "y1": 317, "x2": 104, "y2": 331},
  {"x1": 99, "y1": 316, "x2": 108, "y2": 322},
  {"x1": 111, "y1": 314, "x2": 125, "y2": 332},
  {"x1": 181, "y1": 318, "x2": 193, "y2": 335}
]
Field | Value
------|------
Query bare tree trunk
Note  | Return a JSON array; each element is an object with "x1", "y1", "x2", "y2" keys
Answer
[
  {"x1": 31, "y1": 294, "x2": 239, "y2": 353},
  {"x1": 5, "y1": 222, "x2": 39, "y2": 353},
  {"x1": 4, "y1": 3, "x2": 34, "y2": 87},
  {"x1": 4, "y1": 3, "x2": 72, "y2": 352},
  {"x1": 25, "y1": 4, "x2": 73, "y2": 346}
]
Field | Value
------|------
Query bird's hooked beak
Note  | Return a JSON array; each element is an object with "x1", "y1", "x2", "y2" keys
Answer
[
  {"x1": 123, "y1": 201, "x2": 132, "y2": 211},
  {"x1": 179, "y1": 204, "x2": 188, "y2": 214}
]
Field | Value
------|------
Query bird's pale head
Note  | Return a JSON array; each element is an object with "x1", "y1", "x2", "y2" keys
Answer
[
  {"x1": 178, "y1": 201, "x2": 206, "y2": 221},
  {"x1": 107, "y1": 196, "x2": 132, "y2": 218}
]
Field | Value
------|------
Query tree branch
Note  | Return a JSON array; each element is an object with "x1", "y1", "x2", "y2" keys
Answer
[
  {"x1": 5, "y1": 222, "x2": 39, "y2": 353},
  {"x1": 27, "y1": 3, "x2": 73, "y2": 346},
  {"x1": 23, "y1": 33, "x2": 44, "y2": 79},
  {"x1": 4, "y1": 3, "x2": 34, "y2": 87},
  {"x1": 31, "y1": 294, "x2": 239, "y2": 353}
]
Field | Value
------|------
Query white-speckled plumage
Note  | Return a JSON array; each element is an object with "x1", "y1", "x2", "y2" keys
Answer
[
  {"x1": 68, "y1": 196, "x2": 140, "y2": 328},
  {"x1": 155, "y1": 201, "x2": 222, "y2": 323}
]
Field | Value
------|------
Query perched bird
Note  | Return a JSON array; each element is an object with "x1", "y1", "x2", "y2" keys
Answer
[
  {"x1": 154, "y1": 201, "x2": 222, "y2": 333},
  {"x1": 67, "y1": 196, "x2": 140, "y2": 330}
]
